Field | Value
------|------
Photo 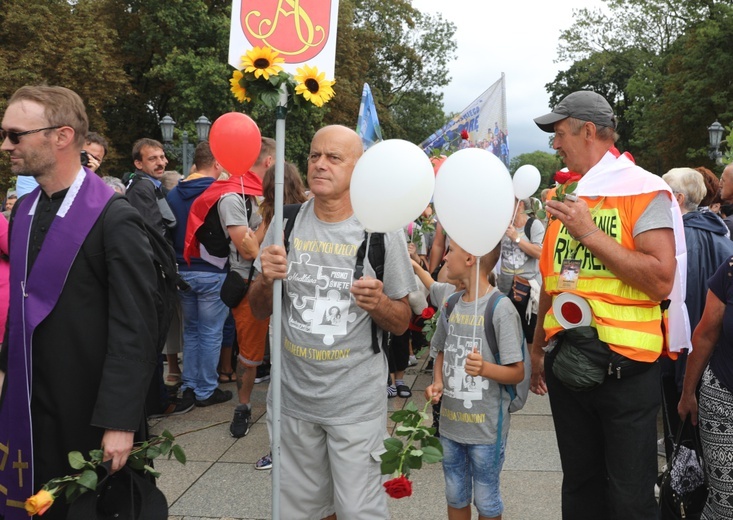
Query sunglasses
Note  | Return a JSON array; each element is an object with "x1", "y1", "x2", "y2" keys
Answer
[{"x1": 0, "y1": 126, "x2": 62, "y2": 145}]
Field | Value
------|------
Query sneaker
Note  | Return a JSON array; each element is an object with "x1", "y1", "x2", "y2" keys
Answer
[
  {"x1": 230, "y1": 406, "x2": 252, "y2": 438},
  {"x1": 387, "y1": 384, "x2": 397, "y2": 398},
  {"x1": 408, "y1": 355, "x2": 418, "y2": 367},
  {"x1": 148, "y1": 388, "x2": 194, "y2": 418},
  {"x1": 254, "y1": 364, "x2": 271, "y2": 384},
  {"x1": 195, "y1": 388, "x2": 233, "y2": 407},
  {"x1": 255, "y1": 452, "x2": 273, "y2": 470}
]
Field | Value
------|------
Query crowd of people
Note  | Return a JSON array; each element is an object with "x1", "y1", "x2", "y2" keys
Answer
[{"x1": 1, "y1": 83, "x2": 733, "y2": 520}]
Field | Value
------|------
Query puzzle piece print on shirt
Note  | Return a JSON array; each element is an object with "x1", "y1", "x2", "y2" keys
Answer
[
  {"x1": 444, "y1": 324, "x2": 489, "y2": 409},
  {"x1": 302, "y1": 289, "x2": 357, "y2": 346}
]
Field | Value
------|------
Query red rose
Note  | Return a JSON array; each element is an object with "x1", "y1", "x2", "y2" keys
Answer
[
  {"x1": 421, "y1": 307, "x2": 436, "y2": 320},
  {"x1": 460, "y1": 129, "x2": 469, "y2": 140},
  {"x1": 554, "y1": 170, "x2": 582, "y2": 185},
  {"x1": 383, "y1": 475, "x2": 413, "y2": 499}
]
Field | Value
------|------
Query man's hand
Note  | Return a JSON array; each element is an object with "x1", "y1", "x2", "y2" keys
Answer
[
  {"x1": 259, "y1": 244, "x2": 288, "y2": 285},
  {"x1": 464, "y1": 350, "x2": 485, "y2": 377},
  {"x1": 351, "y1": 276, "x2": 385, "y2": 312},
  {"x1": 530, "y1": 349, "x2": 547, "y2": 396},
  {"x1": 101, "y1": 430, "x2": 134, "y2": 473},
  {"x1": 544, "y1": 197, "x2": 598, "y2": 240}
]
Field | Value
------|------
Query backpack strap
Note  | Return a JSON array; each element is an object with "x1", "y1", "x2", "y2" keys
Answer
[
  {"x1": 523, "y1": 217, "x2": 535, "y2": 242},
  {"x1": 282, "y1": 203, "x2": 303, "y2": 253},
  {"x1": 355, "y1": 231, "x2": 386, "y2": 354}
]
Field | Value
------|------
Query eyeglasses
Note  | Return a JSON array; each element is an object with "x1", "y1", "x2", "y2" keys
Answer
[{"x1": 0, "y1": 126, "x2": 62, "y2": 145}]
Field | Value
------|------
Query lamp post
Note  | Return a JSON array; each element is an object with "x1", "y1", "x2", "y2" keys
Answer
[
  {"x1": 159, "y1": 114, "x2": 211, "y2": 176},
  {"x1": 708, "y1": 120, "x2": 725, "y2": 165}
]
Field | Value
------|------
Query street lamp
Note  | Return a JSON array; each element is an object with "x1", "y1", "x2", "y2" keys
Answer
[
  {"x1": 159, "y1": 114, "x2": 211, "y2": 176},
  {"x1": 708, "y1": 120, "x2": 724, "y2": 164}
]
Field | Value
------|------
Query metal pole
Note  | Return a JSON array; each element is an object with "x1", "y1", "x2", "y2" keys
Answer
[
  {"x1": 271, "y1": 82, "x2": 288, "y2": 520},
  {"x1": 181, "y1": 131, "x2": 191, "y2": 177}
]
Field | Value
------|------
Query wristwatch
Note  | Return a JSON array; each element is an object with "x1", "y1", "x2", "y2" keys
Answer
[{"x1": 514, "y1": 237, "x2": 521, "y2": 244}]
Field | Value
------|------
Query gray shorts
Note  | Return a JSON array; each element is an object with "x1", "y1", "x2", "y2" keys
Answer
[{"x1": 269, "y1": 410, "x2": 389, "y2": 519}]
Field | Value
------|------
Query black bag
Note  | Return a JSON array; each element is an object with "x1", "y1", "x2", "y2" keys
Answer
[
  {"x1": 510, "y1": 275, "x2": 531, "y2": 306},
  {"x1": 659, "y1": 418, "x2": 708, "y2": 519},
  {"x1": 220, "y1": 269, "x2": 254, "y2": 308},
  {"x1": 196, "y1": 195, "x2": 252, "y2": 259}
]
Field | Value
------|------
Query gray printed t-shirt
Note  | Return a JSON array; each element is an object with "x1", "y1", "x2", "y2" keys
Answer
[
  {"x1": 218, "y1": 193, "x2": 263, "y2": 279},
  {"x1": 430, "y1": 289, "x2": 523, "y2": 445},
  {"x1": 256, "y1": 199, "x2": 417, "y2": 424}
]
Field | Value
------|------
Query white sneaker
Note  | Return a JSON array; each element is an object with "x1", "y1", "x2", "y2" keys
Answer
[{"x1": 408, "y1": 355, "x2": 418, "y2": 367}]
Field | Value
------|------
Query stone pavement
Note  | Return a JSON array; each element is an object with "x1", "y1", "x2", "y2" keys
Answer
[{"x1": 152, "y1": 352, "x2": 570, "y2": 520}]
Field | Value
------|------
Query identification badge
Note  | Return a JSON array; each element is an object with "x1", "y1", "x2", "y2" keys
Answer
[{"x1": 558, "y1": 259, "x2": 581, "y2": 290}]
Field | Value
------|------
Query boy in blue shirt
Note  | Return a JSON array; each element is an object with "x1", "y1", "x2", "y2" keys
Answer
[{"x1": 426, "y1": 240, "x2": 524, "y2": 520}]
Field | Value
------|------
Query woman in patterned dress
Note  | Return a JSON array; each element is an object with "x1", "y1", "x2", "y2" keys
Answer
[{"x1": 679, "y1": 256, "x2": 733, "y2": 519}]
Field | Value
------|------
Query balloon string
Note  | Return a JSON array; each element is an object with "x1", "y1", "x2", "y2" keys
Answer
[
  {"x1": 471, "y1": 256, "x2": 481, "y2": 354},
  {"x1": 510, "y1": 200, "x2": 519, "y2": 226}
]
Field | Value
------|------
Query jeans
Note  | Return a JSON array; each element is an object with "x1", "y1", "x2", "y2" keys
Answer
[
  {"x1": 179, "y1": 271, "x2": 228, "y2": 400},
  {"x1": 440, "y1": 436, "x2": 505, "y2": 518},
  {"x1": 545, "y1": 347, "x2": 660, "y2": 520}
]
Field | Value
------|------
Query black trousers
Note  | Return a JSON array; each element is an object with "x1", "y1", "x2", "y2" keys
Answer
[{"x1": 545, "y1": 348, "x2": 661, "y2": 520}]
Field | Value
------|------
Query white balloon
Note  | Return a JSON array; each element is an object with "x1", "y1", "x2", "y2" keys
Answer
[
  {"x1": 434, "y1": 149, "x2": 514, "y2": 256},
  {"x1": 513, "y1": 164, "x2": 542, "y2": 200},
  {"x1": 350, "y1": 139, "x2": 435, "y2": 233}
]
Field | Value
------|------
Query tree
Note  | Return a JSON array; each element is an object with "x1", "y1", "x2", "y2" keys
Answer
[{"x1": 509, "y1": 151, "x2": 563, "y2": 194}]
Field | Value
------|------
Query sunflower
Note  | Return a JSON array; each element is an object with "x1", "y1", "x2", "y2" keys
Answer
[
  {"x1": 294, "y1": 65, "x2": 335, "y2": 107},
  {"x1": 229, "y1": 70, "x2": 250, "y2": 103},
  {"x1": 240, "y1": 46, "x2": 284, "y2": 81}
]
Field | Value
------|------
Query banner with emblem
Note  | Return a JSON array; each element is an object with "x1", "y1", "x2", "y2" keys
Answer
[
  {"x1": 420, "y1": 73, "x2": 509, "y2": 167},
  {"x1": 229, "y1": 0, "x2": 340, "y2": 78}
]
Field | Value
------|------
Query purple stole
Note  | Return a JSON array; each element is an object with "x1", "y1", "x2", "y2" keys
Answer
[{"x1": 0, "y1": 169, "x2": 113, "y2": 518}]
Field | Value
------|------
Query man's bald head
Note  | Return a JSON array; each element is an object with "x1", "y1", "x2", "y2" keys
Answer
[{"x1": 307, "y1": 125, "x2": 364, "y2": 204}]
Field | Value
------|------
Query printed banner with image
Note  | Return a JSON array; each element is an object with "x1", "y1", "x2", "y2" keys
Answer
[
  {"x1": 420, "y1": 73, "x2": 509, "y2": 167},
  {"x1": 229, "y1": 0, "x2": 340, "y2": 78}
]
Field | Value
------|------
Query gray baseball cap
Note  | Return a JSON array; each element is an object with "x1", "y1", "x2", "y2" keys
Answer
[{"x1": 534, "y1": 91, "x2": 617, "y2": 133}]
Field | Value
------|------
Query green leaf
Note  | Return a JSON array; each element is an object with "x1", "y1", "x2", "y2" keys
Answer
[
  {"x1": 405, "y1": 401, "x2": 419, "y2": 412},
  {"x1": 68, "y1": 451, "x2": 86, "y2": 470},
  {"x1": 380, "y1": 450, "x2": 400, "y2": 463},
  {"x1": 383, "y1": 437, "x2": 404, "y2": 452},
  {"x1": 146, "y1": 445, "x2": 161, "y2": 459},
  {"x1": 172, "y1": 444, "x2": 187, "y2": 465},
  {"x1": 395, "y1": 426, "x2": 417, "y2": 435},
  {"x1": 143, "y1": 465, "x2": 161, "y2": 478},
  {"x1": 127, "y1": 457, "x2": 146, "y2": 470},
  {"x1": 159, "y1": 440, "x2": 172, "y2": 456},
  {"x1": 411, "y1": 449, "x2": 424, "y2": 457},
  {"x1": 88, "y1": 449, "x2": 104, "y2": 463},
  {"x1": 77, "y1": 469, "x2": 98, "y2": 490},
  {"x1": 161, "y1": 430, "x2": 175, "y2": 441},
  {"x1": 380, "y1": 458, "x2": 400, "y2": 476},
  {"x1": 406, "y1": 453, "x2": 423, "y2": 470},
  {"x1": 422, "y1": 436, "x2": 442, "y2": 450},
  {"x1": 389, "y1": 410, "x2": 411, "y2": 422},
  {"x1": 421, "y1": 445, "x2": 444, "y2": 464}
]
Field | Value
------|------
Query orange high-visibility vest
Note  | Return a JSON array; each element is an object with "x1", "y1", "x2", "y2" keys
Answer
[{"x1": 540, "y1": 192, "x2": 663, "y2": 362}]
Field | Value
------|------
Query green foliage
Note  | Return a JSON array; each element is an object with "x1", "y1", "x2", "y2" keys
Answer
[
  {"x1": 381, "y1": 400, "x2": 442, "y2": 478},
  {"x1": 508, "y1": 151, "x2": 563, "y2": 194},
  {"x1": 547, "y1": 0, "x2": 733, "y2": 175}
]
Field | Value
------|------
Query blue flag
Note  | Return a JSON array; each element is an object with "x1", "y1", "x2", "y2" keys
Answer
[{"x1": 356, "y1": 83, "x2": 383, "y2": 150}]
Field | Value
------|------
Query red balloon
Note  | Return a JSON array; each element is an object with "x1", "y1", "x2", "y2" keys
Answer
[{"x1": 209, "y1": 112, "x2": 262, "y2": 175}]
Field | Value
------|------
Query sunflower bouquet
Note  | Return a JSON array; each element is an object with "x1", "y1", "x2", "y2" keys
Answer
[{"x1": 230, "y1": 46, "x2": 335, "y2": 109}]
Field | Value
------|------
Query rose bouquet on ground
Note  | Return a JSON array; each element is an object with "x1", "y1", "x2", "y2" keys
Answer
[
  {"x1": 381, "y1": 401, "x2": 443, "y2": 499},
  {"x1": 24, "y1": 430, "x2": 185, "y2": 516},
  {"x1": 229, "y1": 46, "x2": 335, "y2": 109}
]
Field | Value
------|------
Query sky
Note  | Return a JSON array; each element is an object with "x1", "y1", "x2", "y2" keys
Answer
[{"x1": 416, "y1": 0, "x2": 607, "y2": 159}]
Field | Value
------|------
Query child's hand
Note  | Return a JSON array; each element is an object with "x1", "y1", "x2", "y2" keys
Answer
[
  {"x1": 240, "y1": 228, "x2": 259, "y2": 258},
  {"x1": 425, "y1": 382, "x2": 443, "y2": 404},
  {"x1": 410, "y1": 259, "x2": 422, "y2": 273},
  {"x1": 465, "y1": 351, "x2": 485, "y2": 377}
]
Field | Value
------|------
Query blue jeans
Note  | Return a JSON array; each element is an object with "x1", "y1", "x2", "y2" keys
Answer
[
  {"x1": 440, "y1": 436, "x2": 505, "y2": 518},
  {"x1": 179, "y1": 271, "x2": 228, "y2": 400}
]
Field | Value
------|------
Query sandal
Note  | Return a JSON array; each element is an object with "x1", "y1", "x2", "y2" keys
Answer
[
  {"x1": 396, "y1": 384, "x2": 412, "y2": 398},
  {"x1": 218, "y1": 371, "x2": 235, "y2": 383}
]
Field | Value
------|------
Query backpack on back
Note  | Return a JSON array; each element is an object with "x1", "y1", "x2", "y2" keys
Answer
[
  {"x1": 282, "y1": 203, "x2": 386, "y2": 354},
  {"x1": 195, "y1": 195, "x2": 253, "y2": 259},
  {"x1": 442, "y1": 289, "x2": 531, "y2": 412}
]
